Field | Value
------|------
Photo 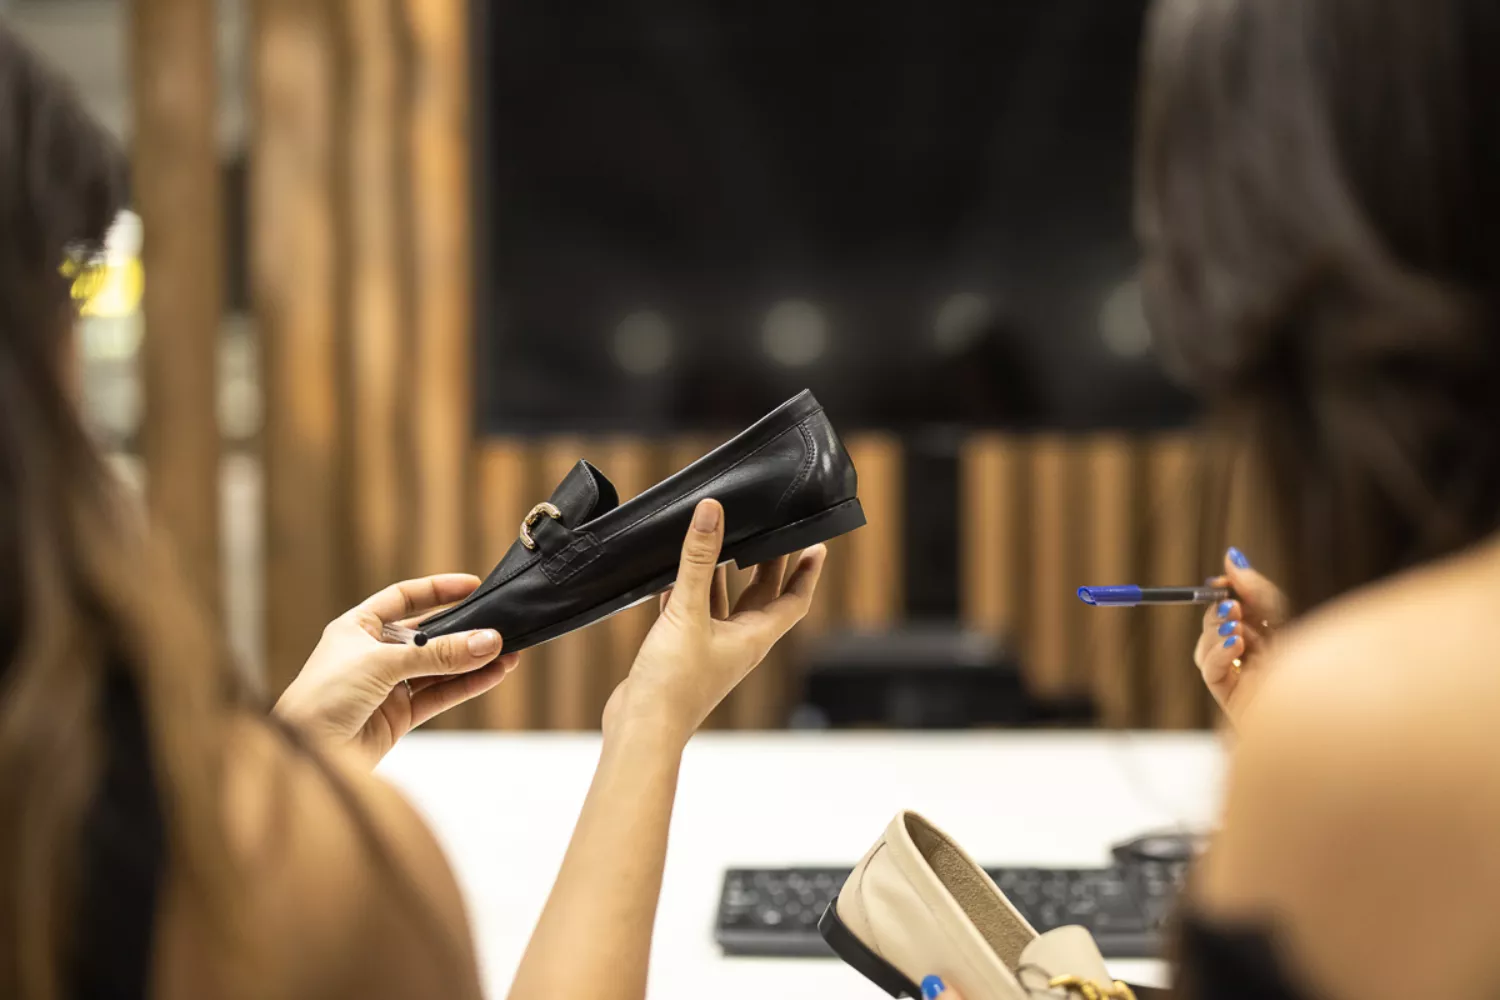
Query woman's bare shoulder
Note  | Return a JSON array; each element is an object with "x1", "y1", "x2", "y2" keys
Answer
[
  {"x1": 154, "y1": 716, "x2": 481, "y2": 1000},
  {"x1": 1256, "y1": 539, "x2": 1500, "y2": 731},
  {"x1": 1196, "y1": 543, "x2": 1500, "y2": 999}
]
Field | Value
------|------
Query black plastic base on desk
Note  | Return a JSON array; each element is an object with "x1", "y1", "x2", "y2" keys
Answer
[{"x1": 715, "y1": 860, "x2": 1187, "y2": 960}]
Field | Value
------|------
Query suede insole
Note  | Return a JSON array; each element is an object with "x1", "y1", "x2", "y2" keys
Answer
[{"x1": 908, "y1": 817, "x2": 1034, "y2": 969}]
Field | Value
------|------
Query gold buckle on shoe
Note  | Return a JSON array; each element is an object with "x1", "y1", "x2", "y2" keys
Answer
[
  {"x1": 1047, "y1": 976, "x2": 1137, "y2": 1000},
  {"x1": 519, "y1": 502, "x2": 564, "y2": 550}
]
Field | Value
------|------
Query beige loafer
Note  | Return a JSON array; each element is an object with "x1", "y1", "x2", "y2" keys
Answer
[{"x1": 818, "y1": 811, "x2": 1137, "y2": 1000}]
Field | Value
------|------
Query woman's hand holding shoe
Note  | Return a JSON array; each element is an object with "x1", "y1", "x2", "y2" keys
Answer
[
  {"x1": 508, "y1": 499, "x2": 825, "y2": 1000},
  {"x1": 274, "y1": 574, "x2": 520, "y2": 766},
  {"x1": 603, "y1": 497, "x2": 827, "y2": 748}
]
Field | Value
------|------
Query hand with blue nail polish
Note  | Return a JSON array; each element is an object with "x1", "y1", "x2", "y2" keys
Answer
[
  {"x1": 1194, "y1": 547, "x2": 1289, "y2": 724},
  {"x1": 921, "y1": 975, "x2": 948, "y2": 999}
]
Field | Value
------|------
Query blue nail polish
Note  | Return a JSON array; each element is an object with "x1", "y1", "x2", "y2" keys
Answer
[
  {"x1": 1223, "y1": 636, "x2": 1238, "y2": 649},
  {"x1": 1217, "y1": 620, "x2": 1237, "y2": 637},
  {"x1": 1216, "y1": 600, "x2": 1233, "y2": 619},
  {"x1": 921, "y1": 976, "x2": 946, "y2": 999},
  {"x1": 1228, "y1": 547, "x2": 1251, "y2": 570}
]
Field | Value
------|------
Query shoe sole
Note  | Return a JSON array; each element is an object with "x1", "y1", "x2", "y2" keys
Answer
[
  {"x1": 818, "y1": 892, "x2": 922, "y2": 998},
  {"x1": 416, "y1": 498, "x2": 866, "y2": 651}
]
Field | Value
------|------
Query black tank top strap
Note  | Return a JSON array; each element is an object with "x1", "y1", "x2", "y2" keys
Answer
[
  {"x1": 72, "y1": 668, "x2": 165, "y2": 1000},
  {"x1": 1171, "y1": 911, "x2": 1312, "y2": 1000}
]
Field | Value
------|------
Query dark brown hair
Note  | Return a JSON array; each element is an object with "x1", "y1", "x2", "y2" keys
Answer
[
  {"x1": 1137, "y1": 0, "x2": 1500, "y2": 613},
  {"x1": 0, "y1": 24, "x2": 246, "y2": 999}
]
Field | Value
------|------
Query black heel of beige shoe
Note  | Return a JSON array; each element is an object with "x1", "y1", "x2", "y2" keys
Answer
[{"x1": 818, "y1": 894, "x2": 922, "y2": 998}]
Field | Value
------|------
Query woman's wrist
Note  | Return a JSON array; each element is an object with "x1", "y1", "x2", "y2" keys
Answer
[{"x1": 601, "y1": 705, "x2": 691, "y2": 759}]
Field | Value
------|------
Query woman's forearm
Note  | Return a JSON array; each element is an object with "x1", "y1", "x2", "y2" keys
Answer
[{"x1": 507, "y1": 723, "x2": 684, "y2": 1000}]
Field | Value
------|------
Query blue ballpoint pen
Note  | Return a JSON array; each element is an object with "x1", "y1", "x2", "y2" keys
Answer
[{"x1": 1077, "y1": 584, "x2": 1231, "y2": 607}]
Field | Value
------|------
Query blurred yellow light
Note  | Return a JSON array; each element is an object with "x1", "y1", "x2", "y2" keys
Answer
[
  {"x1": 61, "y1": 257, "x2": 143, "y2": 318},
  {"x1": 78, "y1": 259, "x2": 144, "y2": 318}
]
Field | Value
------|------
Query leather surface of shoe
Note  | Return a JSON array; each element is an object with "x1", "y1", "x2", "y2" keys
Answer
[
  {"x1": 414, "y1": 390, "x2": 864, "y2": 651},
  {"x1": 820, "y1": 811, "x2": 1136, "y2": 1000}
]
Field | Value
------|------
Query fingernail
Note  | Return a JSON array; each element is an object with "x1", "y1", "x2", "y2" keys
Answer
[
  {"x1": 1228, "y1": 546, "x2": 1251, "y2": 569},
  {"x1": 921, "y1": 976, "x2": 946, "y2": 999},
  {"x1": 1216, "y1": 600, "x2": 1234, "y2": 619},
  {"x1": 693, "y1": 499, "x2": 720, "y2": 532},
  {"x1": 1223, "y1": 636, "x2": 1238, "y2": 649},
  {"x1": 1217, "y1": 620, "x2": 1237, "y2": 637},
  {"x1": 468, "y1": 630, "x2": 501, "y2": 656}
]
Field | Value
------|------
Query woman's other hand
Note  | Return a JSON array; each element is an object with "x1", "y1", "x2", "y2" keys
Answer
[
  {"x1": 603, "y1": 499, "x2": 826, "y2": 747},
  {"x1": 1195, "y1": 547, "x2": 1287, "y2": 723},
  {"x1": 274, "y1": 574, "x2": 519, "y2": 766}
]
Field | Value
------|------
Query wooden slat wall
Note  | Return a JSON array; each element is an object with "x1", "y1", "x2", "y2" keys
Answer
[
  {"x1": 960, "y1": 435, "x2": 1025, "y2": 643},
  {"x1": 1083, "y1": 435, "x2": 1139, "y2": 728},
  {"x1": 344, "y1": 0, "x2": 408, "y2": 597},
  {"x1": 843, "y1": 434, "x2": 904, "y2": 629},
  {"x1": 1027, "y1": 435, "x2": 1077, "y2": 698},
  {"x1": 134, "y1": 0, "x2": 223, "y2": 614},
  {"x1": 254, "y1": 0, "x2": 347, "y2": 696},
  {"x1": 404, "y1": 0, "x2": 474, "y2": 582},
  {"x1": 1147, "y1": 434, "x2": 1209, "y2": 729}
]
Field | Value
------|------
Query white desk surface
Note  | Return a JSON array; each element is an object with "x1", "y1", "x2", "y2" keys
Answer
[{"x1": 379, "y1": 731, "x2": 1225, "y2": 999}]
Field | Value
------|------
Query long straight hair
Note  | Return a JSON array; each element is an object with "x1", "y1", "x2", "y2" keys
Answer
[
  {"x1": 0, "y1": 27, "x2": 249, "y2": 999},
  {"x1": 1137, "y1": 0, "x2": 1500, "y2": 614}
]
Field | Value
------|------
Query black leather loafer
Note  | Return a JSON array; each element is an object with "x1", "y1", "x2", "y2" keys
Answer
[{"x1": 414, "y1": 390, "x2": 865, "y2": 651}]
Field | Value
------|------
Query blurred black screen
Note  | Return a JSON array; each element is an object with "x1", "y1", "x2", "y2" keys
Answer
[{"x1": 473, "y1": 0, "x2": 1195, "y2": 433}]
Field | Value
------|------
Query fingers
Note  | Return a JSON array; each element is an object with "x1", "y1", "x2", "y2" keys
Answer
[
  {"x1": 380, "y1": 627, "x2": 502, "y2": 683},
  {"x1": 1221, "y1": 547, "x2": 1288, "y2": 627},
  {"x1": 734, "y1": 554, "x2": 790, "y2": 614},
  {"x1": 732, "y1": 545, "x2": 826, "y2": 633},
  {"x1": 357, "y1": 573, "x2": 482, "y2": 623},
  {"x1": 408, "y1": 654, "x2": 520, "y2": 728},
  {"x1": 711, "y1": 565, "x2": 730, "y2": 620},
  {"x1": 666, "y1": 499, "x2": 725, "y2": 620}
]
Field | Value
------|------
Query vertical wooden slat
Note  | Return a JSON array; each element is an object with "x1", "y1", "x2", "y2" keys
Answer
[
  {"x1": 1027, "y1": 435, "x2": 1076, "y2": 698},
  {"x1": 344, "y1": 0, "x2": 407, "y2": 595},
  {"x1": 1083, "y1": 435, "x2": 1138, "y2": 728},
  {"x1": 597, "y1": 439, "x2": 663, "y2": 718},
  {"x1": 254, "y1": 0, "x2": 344, "y2": 695},
  {"x1": 845, "y1": 434, "x2": 903, "y2": 629},
  {"x1": 960, "y1": 434, "x2": 1025, "y2": 641},
  {"x1": 134, "y1": 0, "x2": 222, "y2": 613},
  {"x1": 542, "y1": 439, "x2": 595, "y2": 730},
  {"x1": 470, "y1": 441, "x2": 542, "y2": 730},
  {"x1": 1147, "y1": 434, "x2": 1203, "y2": 729},
  {"x1": 404, "y1": 0, "x2": 472, "y2": 578}
]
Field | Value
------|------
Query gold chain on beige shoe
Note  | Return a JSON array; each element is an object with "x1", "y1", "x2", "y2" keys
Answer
[{"x1": 1046, "y1": 975, "x2": 1137, "y2": 1000}]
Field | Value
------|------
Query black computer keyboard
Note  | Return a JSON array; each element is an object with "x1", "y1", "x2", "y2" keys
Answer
[{"x1": 715, "y1": 859, "x2": 1187, "y2": 959}]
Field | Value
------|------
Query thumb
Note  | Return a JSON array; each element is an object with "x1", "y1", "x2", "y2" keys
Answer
[
  {"x1": 667, "y1": 499, "x2": 724, "y2": 618},
  {"x1": 1223, "y1": 547, "x2": 1287, "y2": 626},
  {"x1": 387, "y1": 628, "x2": 502, "y2": 682}
]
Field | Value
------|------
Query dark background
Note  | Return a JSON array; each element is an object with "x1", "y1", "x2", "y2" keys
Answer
[{"x1": 472, "y1": 0, "x2": 1195, "y2": 436}]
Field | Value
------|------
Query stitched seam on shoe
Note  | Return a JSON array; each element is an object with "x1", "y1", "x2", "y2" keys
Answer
[
  {"x1": 597, "y1": 413, "x2": 821, "y2": 544},
  {"x1": 543, "y1": 533, "x2": 603, "y2": 585},
  {"x1": 775, "y1": 420, "x2": 817, "y2": 516}
]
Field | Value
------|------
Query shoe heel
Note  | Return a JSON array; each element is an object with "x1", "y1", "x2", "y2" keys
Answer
[
  {"x1": 818, "y1": 894, "x2": 922, "y2": 998},
  {"x1": 730, "y1": 498, "x2": 866, "y2": 570}
]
